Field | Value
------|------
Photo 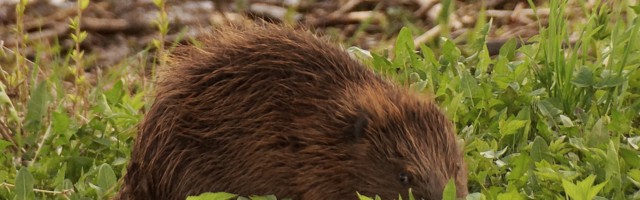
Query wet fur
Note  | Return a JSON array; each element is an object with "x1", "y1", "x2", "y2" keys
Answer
[{"x1": 116, "y1": 22, "x2": 468, "y2": 200}]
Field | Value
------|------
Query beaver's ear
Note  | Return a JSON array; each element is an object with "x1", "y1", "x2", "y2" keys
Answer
[{"x1": 345, "y1": 108, "x2": 369, "y2": 143}]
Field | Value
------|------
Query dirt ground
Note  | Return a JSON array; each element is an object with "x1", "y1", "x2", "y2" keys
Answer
[{"x1": 1, "y1": 0, "x2": 583, "y2": 68}]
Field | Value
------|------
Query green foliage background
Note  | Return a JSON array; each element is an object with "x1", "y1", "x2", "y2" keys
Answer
[{"x1": 1, "y1": 0, "x2": 640, "y2": 199}]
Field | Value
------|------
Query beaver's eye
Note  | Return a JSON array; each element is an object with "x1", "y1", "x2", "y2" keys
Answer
[{"x1": 398, "y1": 173, "x2": 410, "y2": 185}]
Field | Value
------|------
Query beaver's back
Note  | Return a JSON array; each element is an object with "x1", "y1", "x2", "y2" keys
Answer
[
  {"x1": 118, "y1": 23, "x2": 390, "y2": 200},
  {"x1": 118, "y1": 22, "x2": 468, "y2": 200}
]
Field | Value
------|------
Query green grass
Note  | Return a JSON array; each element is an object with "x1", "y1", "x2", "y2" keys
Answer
[{"x1": 1, "y1": 0, "x2": 640, "y2": 199}]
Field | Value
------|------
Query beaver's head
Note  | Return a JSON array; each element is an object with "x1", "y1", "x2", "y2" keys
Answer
[{"x1": 343, "y1": 85, "x2": 468, "y2": 200}]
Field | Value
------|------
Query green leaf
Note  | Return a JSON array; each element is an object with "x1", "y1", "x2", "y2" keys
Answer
[
  {"x1": 0, "y1": 84, "x2": 12, "y2": 104},
  {"x1": 19, "y1": 0, "x2": 28, "y2": 7},
  {"x1": 347, "y1": 46, "x2": 374, "y2": 63},
  {"x1": 410, "y1": 80, "x2": 428, "y2": 92},
  {"x1": 572, "y1": 67, "x2": 594, "y2": 87},
  {"x1": 51, "y1": 111, "x2": 71, "y2": 135},
  {"x1": 442, "y1": 179, "x2": 457, "y2": 200},
  {"x1": 562, "y1": 178, "x2": 581, "y2": 200},
  {"x1": 357, "y1": 192, "x2": 374, "y2": 200},
  {"x1": 152, "y1": 0, "x2": 164, "y2": 7},
  {"x1": 628, "y1": 169, "x2": 640, "y2": 187},
  {"x1": 394, "y1": 27, "x2": 415, "y2": 63},
  {"x1": 53, "y1": 163, "x2": 67, "y2": 190},
  {"x1": 14, "y1": 167, "x2": 34, "y2": 200},
  {"x1": 498, "y1": 38, "x2": 517, "y2": 60},
  {"x1": 442, "y1": 39, "x2": 461, "y2": 64},
  {"x1": 79, "y1": 0, "x2": 90, "y2": 10},
  {"x1": 0, "y1": 83, "x2": 19, "y2": 122},
  {"x1": 631, "y1": 5, "x2": 640, "y2": 14},
  {"x1": 586, "y1": 177, "x2": 608, "y2": 200},
  {"x1": 507, "y1": 154, "x2": 531, "y2": 181},
  {"x1": 594, "y1": 75, "x2": 624, "y2": 88},
  {"x1": 186, "y1": 192, "x2": 238, "y2": 200},
  {"x1": 559, "y1": 115, "x2": 574, "y2": 127},
  {"x1": 371, "y1": 53, "x2": 392, "y2": 74},
  {"x1": 619, "y1": 148, "x2": 640, "y2": 168},
  {"x1": 562, "y1": 175, "x2": 608, "y2": 200},
  {"x1": 407, "y1": 188, "x2": 415, "y2": 200},
  {"x1": 464, "y1": 193, "x2": 485, "y2": 200},
  {"x1": 460, "y1": 71, "x2": 480, "y2": 98},
  {"x1": 96, "y1": 163, "x2": 117, "y2": 191},
  {"x1": 586, "y1": 117, "x2": 608, "y2": 147},
  {"x1": 605, "y1": 141, "x2": 621, "y2": 190},
  {"x1": 496, "y1": 189, "x2": 523, "y2": 200},
  {"x1": 499, "y1": 119, "x2": 528, "y2": 136},
  {"x1": 24, "y1": 80, "x2": 50, "y2": 132},
  {"x1": 68, "y1": 18, "x2": 79, "y2": 30},
  {"x1": 104, "y1": 80, "x2": 124, "y2": 105},
  {"x1": 94, "y1": 94, "x2": 113, "y2": 116},
  {"x1": 536, "y1": 99, "x2": 563, "y2": 117},
  {"x1": 78, "y1": 31, "x2": 88, "y2": 43},
  {"x1": 0, "y1": 140, "x2": 11, "y2": 152},
  {"x1": 420, "y1": 44, "x2": 438, "y2": 67}
]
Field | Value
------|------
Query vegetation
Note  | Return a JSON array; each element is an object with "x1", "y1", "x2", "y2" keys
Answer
[{"x1": 1, "y1": 0, "x2": 639, "y2": 199}]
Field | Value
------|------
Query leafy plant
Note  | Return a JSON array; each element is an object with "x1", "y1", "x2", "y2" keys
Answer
[{"x1": 1, "y1": 0, "x2": 639, "y2": 199}]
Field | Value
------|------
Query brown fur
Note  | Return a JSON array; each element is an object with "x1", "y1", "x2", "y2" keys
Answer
[{"x1": 116, "y1": 22, "x2": 468, "y2": 200}]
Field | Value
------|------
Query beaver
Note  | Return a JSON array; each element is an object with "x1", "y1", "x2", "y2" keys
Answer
[{"x1": 116, "y1": 22, "x2": 468, "y2": 200}]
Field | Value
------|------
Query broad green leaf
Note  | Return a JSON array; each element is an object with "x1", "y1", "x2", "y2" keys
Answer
[
  {"x1": 24, "y1": 80, "x2": 50, "y2": 132},
  {"x1": 496, "y1": 189, "x2": 523, "y2": 200},
  {"x1": 51, "y1": 111, "x2": 70, "y2": 135},
  {"x1": 394, "y1": 27, "x2": 415, "y2": 65},
  {"x1": 410, "y1": 80, "x2": 428, "y2": 92},
  {"x1": 152, "y1": 0, "x2": 164, "y2": 7},
  {"x1": 507, "y1": 154, "x2": 532, "y2": 181},
  {"x1": 594, "y1": 75, "x2": 624, "y2": 88},
  {"x1": 94, "y1": 94, "x2": 113, "y2": 116},
  {"x1": 476, "y1": 45, "x2": 491, "y2": 76},
  {"x1": 480, "y1": 147, "x2": 508, "y2": 159},
  {"x1": 499, "y1": 120, "x2": 528, "y2": 136},
  {"x1": 562, "y1": 178, "x2": 581, "y2": 200},
  {"x1": 79, "y1": 0, "x2": 90, "y2": 10},
  {"x1": 14, "y1": 167, "x2": 34, "y2": 200},
  {"x1": 605, "y1": 141, "x2": 621, "y2": 191},
  {"x1": 587, "y1": 177, "x2": 608, "y2": 200},
  {"x1": 536, "y1": 99, "x2": 563, "y2": 117},
  {"x1": 442, "y1": 179, "x2": 457, "y2": 200},
  {"x1": 460, "y1": 71, "x2": 480, "y2": 98},
  {"x1": 96, "y1": 163, "x2": 117, "y2": 190},
  {"x1": 572, "y1": 67, "x2": 594, "y2": 87},
  {"x1": 628, "y1": 169, "x2": 640, "y2": 187},
  {"x1": 442, "y1": 39, "x2": 461, "y2": 64},
  {"x1": 562, "y1": 175, "x2": 608, "y2": 200},
  {"x1": 587, "y1": 117, "x2": 608, "y2": 147},
  {"x1": 620, "y1": 148, "x2": 640, "y2": 168},
  {"x1": 631, "y1": 5, "x2": 640, "y2": 14},
  {"x1": 628, "y1": 136, "x2": 640, "y2": 149},
  {"x1": 559, "y1": 115, "x2": 574, "y2": 127},
  {"x1": 498, "y1": 38, "x2": 517, "y2": 60},
  {"x1": 0, "y1": 83, "x2": 19, "y2": 122},
  {"x1": 464, "y1": 193, "x2": 485, "y2": 200},
  {"x1": 0, "y1": 140, "x2": 11, "y2": 152},
  {"x1": 420, "y1": 44, "x2": 438, "y2": 67},
  {"x1": 371, "y1": 53, "x2": 392, "y2": 74},
  {"x1": 105, "y1": 80, "x2": 125, "y2": 105},
  {"x1": 53, "y1": 163, "x2": 67, "y2": 190}
]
